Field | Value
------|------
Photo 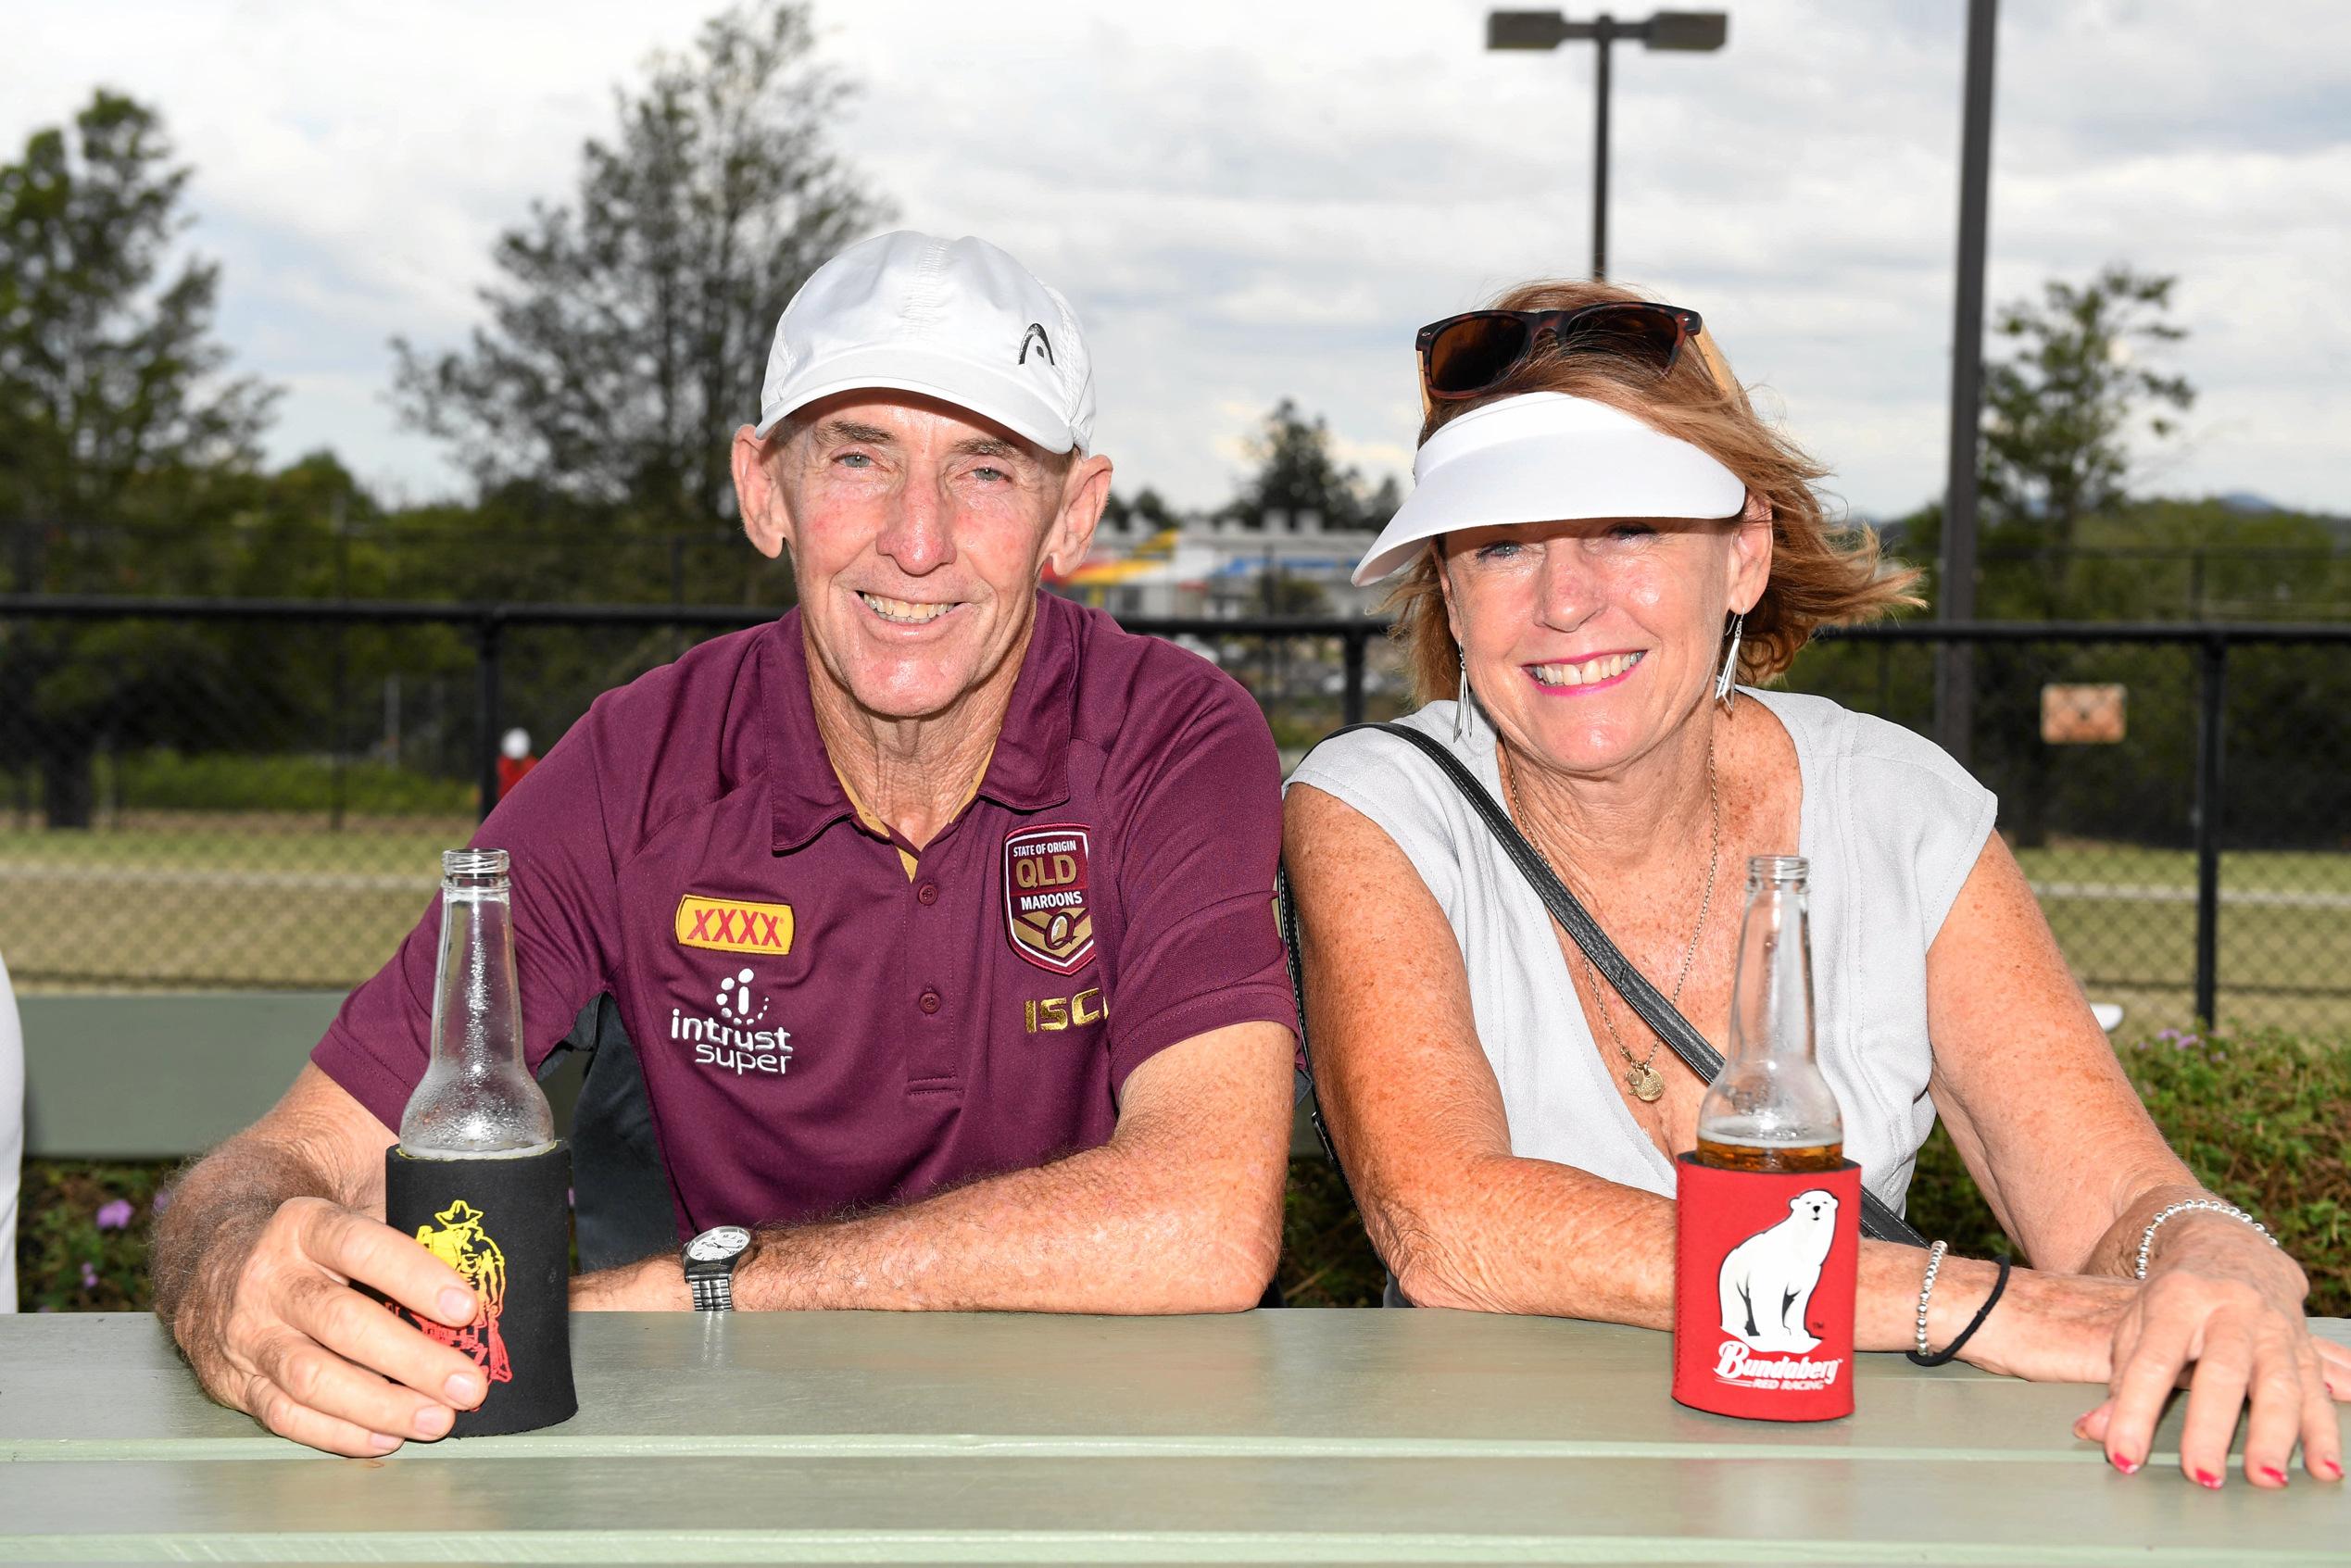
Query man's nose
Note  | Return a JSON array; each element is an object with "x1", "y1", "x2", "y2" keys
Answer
[{"x1": 876, "y1": 483, "x2": 954, "y2": 575}]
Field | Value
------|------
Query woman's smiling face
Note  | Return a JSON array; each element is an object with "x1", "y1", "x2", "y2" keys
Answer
[{"x1": 1439, "y1": 504, "x2": 1771, "y2": 776}]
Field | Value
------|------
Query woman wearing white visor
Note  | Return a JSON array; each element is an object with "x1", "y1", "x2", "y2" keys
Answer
[{"x1": 1282, "y1": 282, "x2": 2345, "y2": 1487}]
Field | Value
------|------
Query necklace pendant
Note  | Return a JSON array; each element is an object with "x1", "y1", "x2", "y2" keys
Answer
[{"x1": 1626, "y1": 1061, "x2": 1666, "y2": 1103}]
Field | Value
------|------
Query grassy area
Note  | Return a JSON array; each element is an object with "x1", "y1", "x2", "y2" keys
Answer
[{"x1": 4, "y1": 815, "x2": 2349, "y2": 1033}]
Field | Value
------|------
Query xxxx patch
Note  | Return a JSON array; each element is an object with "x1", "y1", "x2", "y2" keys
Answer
[
  {"x1": 673, "y1": 895, "x2": 794, "y2": 956},
  {"x1": 1002, "y1": 824, "x2": 1095, "y2": 976}
]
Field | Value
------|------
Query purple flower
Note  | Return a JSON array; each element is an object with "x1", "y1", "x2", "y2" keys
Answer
[
  {"x1": 151, "y1": 1186, "x2": 173, "y2": 1215},
  {"x1": 94, "y1": 1199, "x2": 135, "y2": 1231},
  {"x1": 80, "y1": 1261, "x2": 99, "y2": 1290}
]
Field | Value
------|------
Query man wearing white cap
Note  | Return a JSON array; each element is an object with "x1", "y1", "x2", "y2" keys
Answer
[{"x1": 155, "y1": 232, "x2": 1300, "y2": 1457}]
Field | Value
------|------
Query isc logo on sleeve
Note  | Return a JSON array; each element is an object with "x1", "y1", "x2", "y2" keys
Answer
[{"x1": 674, "y1": 895, "x2": 794, "y2": 956}]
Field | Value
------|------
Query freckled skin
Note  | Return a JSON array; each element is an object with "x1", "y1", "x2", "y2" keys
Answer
[{"x1": 1287, "y1": 503, "x2": 2349, "y2": 1487}]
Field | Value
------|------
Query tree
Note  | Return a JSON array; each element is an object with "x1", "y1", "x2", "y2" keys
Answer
[
  {"x1": 393, "y1": 1, "x2": 890, "y2": 542},
  {"x1": 1226, "y1": 399, "x2": 1389, "y2": 533},
  {"x1": 0, "y1": 91, "x2": 278, "y2": 825},
  {"x1": 1980, "y1": 266, "x2": 2194, "y2": 607}
]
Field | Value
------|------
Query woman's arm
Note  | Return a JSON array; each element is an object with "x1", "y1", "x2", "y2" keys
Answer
[
  {"x1": 1284, "y1": 784, "x2": 1984, "y2": 1348},
  {"x1": 1923, "y1": 834, "x2": 2345, "y2": 1486}
]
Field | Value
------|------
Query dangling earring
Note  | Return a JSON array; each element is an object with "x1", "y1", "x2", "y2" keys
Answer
[
  {"x1": 1715, "y1": 612, "x2": 1745, "y2": 708},
  {"x1": 1454, "y1": 649, "x2": 1474, "y2": 742}
]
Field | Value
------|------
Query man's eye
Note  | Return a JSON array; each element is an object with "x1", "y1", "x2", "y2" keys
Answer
[
  {"x1": 971, "y1": 466, "x2": 1007, "y2": 484},
  {"x1": 836, "y1": 452, "x2": 874, "y2": 470}
]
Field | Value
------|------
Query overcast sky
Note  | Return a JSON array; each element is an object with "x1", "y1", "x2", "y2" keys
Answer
[{"x1": 9, "y1": 0, "x2": 2348, "y2": 522}]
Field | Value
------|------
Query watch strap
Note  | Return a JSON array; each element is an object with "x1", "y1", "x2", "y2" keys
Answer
[{"x1": 689, "y1": 1272, "x2": 735, "y2": 1312}]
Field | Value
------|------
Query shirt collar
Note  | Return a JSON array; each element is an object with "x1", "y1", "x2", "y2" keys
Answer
[{"x1": 765, "y1": 591, "x2": 1076, "y2": 854}]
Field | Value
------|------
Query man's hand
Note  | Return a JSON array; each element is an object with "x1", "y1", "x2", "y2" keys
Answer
[{"x1": 174, "y1": 1196, "x2": 496, "y2": 1457}]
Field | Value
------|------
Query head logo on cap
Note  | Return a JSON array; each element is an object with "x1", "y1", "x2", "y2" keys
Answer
[{"x1": 752, "y1": 232, "x2": 1096, "y2": 455}]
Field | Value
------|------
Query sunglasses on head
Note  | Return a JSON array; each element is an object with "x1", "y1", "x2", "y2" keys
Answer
[{"x1": 1415, "y1": 301, "x2": 1705, "y2": 401}]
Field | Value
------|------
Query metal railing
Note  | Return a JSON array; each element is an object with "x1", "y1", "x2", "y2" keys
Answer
[{"x1": 6, "y1": 595, "x2": 2349, "y2": 1035}]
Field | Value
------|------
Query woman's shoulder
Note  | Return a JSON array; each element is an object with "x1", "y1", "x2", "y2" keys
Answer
[
  {"x1": 1748, "y1": 687, "x2": 1988, "y2": 808},
  {"x1": 1287, "y1": 704, "x2": 1480, "y2": 812}
]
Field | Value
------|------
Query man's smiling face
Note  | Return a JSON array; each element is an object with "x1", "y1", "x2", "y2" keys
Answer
[{"x1": 748, "y1": 391, "x2": 1104, "y2": 722}]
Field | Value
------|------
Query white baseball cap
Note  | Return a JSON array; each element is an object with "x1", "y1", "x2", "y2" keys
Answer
[
  {"x1": 752, "y1": 231, "x2": 1096, "y2": 454},
  {"x1": 1351, "y1": 393, "x2": 1748, "y2": 585}
]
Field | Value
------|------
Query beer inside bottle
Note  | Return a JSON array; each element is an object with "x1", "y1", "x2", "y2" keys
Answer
[
  {"x1": 400, "y1": 848, "x2": 556, "y2": 1159},
  {"x1": 1694, "y1": 856, "x2": 1843, "y2": 1174}
]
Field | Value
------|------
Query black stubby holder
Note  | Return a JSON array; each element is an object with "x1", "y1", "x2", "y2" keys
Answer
[{"x1": 381, "y1": 1140, "x2": 577, "y2": 1437}]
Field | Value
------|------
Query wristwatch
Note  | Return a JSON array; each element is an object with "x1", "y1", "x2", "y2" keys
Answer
[{"x1": 683, "y1": 1225, "x2": 751, "y2": 1311}]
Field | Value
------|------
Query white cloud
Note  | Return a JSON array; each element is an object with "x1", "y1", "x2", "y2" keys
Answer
[{"x1": 6, "y1": 0, "x2": 2346, "y2": 518}]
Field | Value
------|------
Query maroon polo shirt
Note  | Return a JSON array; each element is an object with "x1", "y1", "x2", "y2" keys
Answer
[{"x1": 313, "y1": 590, "x2": 1297, "y2": 1239}]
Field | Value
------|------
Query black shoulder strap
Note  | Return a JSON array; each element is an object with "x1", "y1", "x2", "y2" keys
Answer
[{"x1": 1294, "y1": 721, "x2": 1926, "y2": 1249}]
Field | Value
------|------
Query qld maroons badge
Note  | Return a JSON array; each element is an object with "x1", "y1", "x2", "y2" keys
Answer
[{"x1": 1002, "y1": 824, "x2": 1096, "y2": 975}]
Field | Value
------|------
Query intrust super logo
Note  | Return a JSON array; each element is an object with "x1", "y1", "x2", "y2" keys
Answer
[
  {"x1": 671, "y1": 966, "x2": 794, "y2": 1077},
  {"x1": 674, "y1": 894, "x2": 793, "y2": 956}
]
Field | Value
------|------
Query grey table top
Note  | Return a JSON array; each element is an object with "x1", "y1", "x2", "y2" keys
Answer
[{"x1": 0, "y1": 1311, "x2": 2344, "y2": 1564}]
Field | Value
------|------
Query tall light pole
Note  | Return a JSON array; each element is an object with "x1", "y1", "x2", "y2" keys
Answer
[
  {"x1": 1935, "y1": 0, "x2": 1999, "y2": 766},
  {"x1": 1487, "y1": 10, "x2": 1729, "y2": 281}
]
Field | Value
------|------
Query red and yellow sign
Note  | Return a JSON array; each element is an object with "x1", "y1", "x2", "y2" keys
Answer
[
  {"x1": 396, "y1": 1198, "x2": 512, "y2": 1386},
  {"x1": 674, "y1": 895, "x2": 794, "y2": 956},
  {"x1": 1003, "y1": 824, "x2": 1095, "y2": 975}
]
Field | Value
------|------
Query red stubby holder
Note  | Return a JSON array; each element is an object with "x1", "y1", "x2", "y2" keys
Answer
[{"x1": 1672, "y1": 1154, "x2": 1861, "y2": 1421}]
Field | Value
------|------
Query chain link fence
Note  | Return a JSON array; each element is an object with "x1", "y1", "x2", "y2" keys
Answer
[{"x1": 5, "y1": 596, "x2": 2347, "y2": 1036}]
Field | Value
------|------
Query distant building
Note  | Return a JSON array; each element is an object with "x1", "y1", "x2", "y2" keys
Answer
[{"x1": 1050, "y1": 508, "x2": 1389, "y2": 621}]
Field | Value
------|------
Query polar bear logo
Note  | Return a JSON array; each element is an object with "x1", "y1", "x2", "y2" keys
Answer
[{"x1": 1717, "y1": 1189, "x2": 1839, "y2": 1352}]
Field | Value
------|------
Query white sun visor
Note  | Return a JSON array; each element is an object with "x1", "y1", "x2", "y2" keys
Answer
[{"x1": 1351, "y1": 392, "x2": 1748, "y2": 585}]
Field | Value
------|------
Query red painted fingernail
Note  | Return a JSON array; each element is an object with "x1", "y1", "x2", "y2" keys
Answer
[
  {"x1": 2195, "y1": 1469, "x2": 2223, "y2": 1489},
  {"x1": 2318, "y1": 1459, "x2": 2344, "y2": 1481},
  {"x1": 2112, "y1": 1452, "x2": 2141, "y2": 1474},
  {"x1": 2259, "y1": 1466, "x2": 2288, "y2": 1486}
]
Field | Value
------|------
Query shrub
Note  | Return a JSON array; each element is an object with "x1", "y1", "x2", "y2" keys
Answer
[{"x1": 115, "y1": 749, "x2": 472, "y2": 815}]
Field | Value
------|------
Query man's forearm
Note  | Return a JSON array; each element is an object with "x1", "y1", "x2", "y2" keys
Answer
[
  {"x1": 152, "y1": 1135, "x2": 352, "y2": 1338},
  {"x1": 736, "y1": 1132, "x2": 1276, "y2": 1313}
]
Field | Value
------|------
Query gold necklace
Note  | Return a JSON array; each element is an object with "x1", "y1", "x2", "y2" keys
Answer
[{"x1": 1504, "y1": 735, "x2": 1720, "y2": 1104}]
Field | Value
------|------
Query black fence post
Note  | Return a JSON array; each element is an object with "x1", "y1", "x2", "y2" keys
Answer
[
  {"x1": 1342, "y1": 630, "x2": 1367, "y2": 728},
  {"x1": 477, "y1": 610, "x2": 505, "y2": 824},
  {"x1": 2192, "y1": 633, "x2": 2228, "y2": 1026}
]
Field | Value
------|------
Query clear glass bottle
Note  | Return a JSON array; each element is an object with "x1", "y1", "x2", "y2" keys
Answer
[
  {"x1": 398, "y1": 848, "x2": 557, "y2": 1158},
  {"x1": 1694, "y1": 856, "x2": 1844, "y2": 1173}
]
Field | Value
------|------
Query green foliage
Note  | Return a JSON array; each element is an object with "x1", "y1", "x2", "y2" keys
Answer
[
  {"x1": 13, "y1": 1159, "x2": 175, "y2": 1313},
  {"x1": 391, "y1": 0, "x2": 890, "y2": 535},
  {"x1": 0, "y1": 90, "x2": 277, "y2": 545},
  {"x1": 1226, "y1": 398, "x2": 1398, "y2": 533},
  {"x1": 113, "y1": 749, "x2": 473, "y2": 815}
]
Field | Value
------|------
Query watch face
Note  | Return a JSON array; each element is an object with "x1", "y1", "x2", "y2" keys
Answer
[{"x1": 686, "y1": 1225, "x2": 751, "y2": 1263}]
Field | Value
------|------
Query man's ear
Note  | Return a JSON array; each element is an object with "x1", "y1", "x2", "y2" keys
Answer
[
  {"x1": 1729, "y1": 492, "x2": 1774, "y2": 616},
  {"x1": 1041, "y1": 452, "x2": 1113, "y2": 579},
  {"x1": 732, "y1": 424, "x2": 794, "y2": 561}
]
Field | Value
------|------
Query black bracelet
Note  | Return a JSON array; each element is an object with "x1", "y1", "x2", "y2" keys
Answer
[{"x1": 1907, "y1": 1253, "x2": 2011, "y2": 1367}]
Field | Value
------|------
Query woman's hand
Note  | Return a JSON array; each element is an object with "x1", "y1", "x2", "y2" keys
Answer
[{"x1": 2072, "y1": 1223, "x2": 2347, "y2": 1488}]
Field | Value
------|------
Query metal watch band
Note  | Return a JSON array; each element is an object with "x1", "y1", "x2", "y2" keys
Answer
[{"x1": 690, "y1": 1273, "x2": 734, "y2": 1312}]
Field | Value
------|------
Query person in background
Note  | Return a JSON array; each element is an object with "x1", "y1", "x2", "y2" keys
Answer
[
  {"x1": 495, "y1": 728, "x2": 537, "y2": 803},
  {"x1": 1282, "y1": 279, "x2": 2347, "y2": 1490}
]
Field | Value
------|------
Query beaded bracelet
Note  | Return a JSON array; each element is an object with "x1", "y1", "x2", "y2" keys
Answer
[
  {"x1": 2134, "y1": 1198, "x2": 2280, "y2": 1280},
  {"x1": 1910, "y1": 1255, "x2": 2012, "y2": 1368},
  {"x1": 1911, "y1": 1239, "x2": 1950, "y2": 1359}
]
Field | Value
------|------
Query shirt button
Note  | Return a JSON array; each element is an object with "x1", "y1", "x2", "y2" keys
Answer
[
  {"x1": 917, "y1": 880, "x2": 940, "y2": 906},
  {"x1": 918, "y1": 988, "x2": 942, "y2": 1015}
]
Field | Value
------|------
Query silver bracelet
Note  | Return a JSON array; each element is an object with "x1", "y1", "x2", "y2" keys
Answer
[
  {"x1": 2133, "y1": 1198, "x2": 2280, "y2": 1280},
  {"x1": 1914, "y1": 1239, "x2": 1950, "y2": 1357}
]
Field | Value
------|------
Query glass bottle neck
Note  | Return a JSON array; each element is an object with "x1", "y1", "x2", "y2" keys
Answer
[{"x1": 1726, "y1": 863, "x2": 1816, "y2": 1067}]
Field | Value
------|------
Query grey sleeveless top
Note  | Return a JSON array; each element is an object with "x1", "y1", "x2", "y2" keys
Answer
[{"x1": 1286, "y1": 689, "x2": 1997, "y2": 1213}]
